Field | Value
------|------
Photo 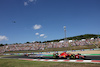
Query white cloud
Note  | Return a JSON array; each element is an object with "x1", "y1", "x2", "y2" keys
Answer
[
  {"x1": 44, "y1": 36, "x2": 47, "y2": 38},
  {"x1": 32, "y1": 41, "x2": 35, "y2": 43},
  {"x1": 28, "y1": 0, "x2": 34, "y2": 2},
  {"x1": 29, "y1": 0, "x2": 37, "y2": 2},
  {"x1": 40, "y1": 34, "x2": 45, "y2": 37},
  {"x1": 35, "y1": 33, "x2": 39, "y2": 35},
  {"x1": 33, "y1": 24, "x2": 42, "y2": 30},
  {"x1": 0, "y1": 35, "x2": 8, "y2": 41},
  {"x1": 24, "y1": 2, "x2": 28, "y2": 6},
  {"x1": 24, "y1": 0, "x2": 37, "y2": 6}
]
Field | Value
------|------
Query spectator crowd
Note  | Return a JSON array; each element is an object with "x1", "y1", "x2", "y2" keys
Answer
[{"x1": 0, "y1": 38, "x2": 100, "y2": 54}]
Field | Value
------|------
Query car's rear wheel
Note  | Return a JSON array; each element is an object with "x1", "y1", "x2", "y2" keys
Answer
[{"x1": 53, "y1": 54, "x2": 56, "y2": 58}]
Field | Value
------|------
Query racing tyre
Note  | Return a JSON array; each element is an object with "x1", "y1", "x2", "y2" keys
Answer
[
  {"x1": 53, "y1": 54, "x2": 56, "y2": 59},
  {"x1": 67, "y1": 57, "x2": 70, "y2": 59}
]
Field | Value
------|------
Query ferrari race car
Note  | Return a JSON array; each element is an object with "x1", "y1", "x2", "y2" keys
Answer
[{"x1": 53, "y1": 52, "x2": 86, "y2": 59}]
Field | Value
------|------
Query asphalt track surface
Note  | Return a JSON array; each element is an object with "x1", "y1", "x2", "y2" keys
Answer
[{"x1": 2, "y1": 55, "x2": 100, "y2": 60}]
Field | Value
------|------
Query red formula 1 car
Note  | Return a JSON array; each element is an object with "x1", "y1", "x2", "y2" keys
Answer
[
  {"x1": 58, "y1": 52, "x2": 72, "y2": 59},
  {"x1": 53, "y1": 52, "x2": 86, "y2": 59},
  {"x1": 74, "y1": 53, "x2": 86, "y2": 59}
]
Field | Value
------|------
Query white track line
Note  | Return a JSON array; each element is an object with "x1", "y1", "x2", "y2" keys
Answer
[{"x1": 19, "y1": 58, "x2": 100, "y2": 63}]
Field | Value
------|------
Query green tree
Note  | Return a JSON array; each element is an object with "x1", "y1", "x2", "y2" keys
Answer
[
  {"x1": 26, "y1": 42, "x2": 30, "y2": 43},
  {"x1": 5, "y1": 44, "x2": 8, "y2": 45},
  {"x1": 0, "y1": 44, "x2": 4, "y2": 46}
]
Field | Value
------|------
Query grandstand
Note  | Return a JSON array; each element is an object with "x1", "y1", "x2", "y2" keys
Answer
[{"x1": 0, "y1": 38, "x2": 100, "y2": 54}]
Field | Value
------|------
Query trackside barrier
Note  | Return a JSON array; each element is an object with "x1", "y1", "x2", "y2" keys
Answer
[
  {"x1": 81, "y1": 54, "x2": 100, "y2": 56},
  {"x1": 3, "y1": 48, "x2": 100, "y2": 55}
]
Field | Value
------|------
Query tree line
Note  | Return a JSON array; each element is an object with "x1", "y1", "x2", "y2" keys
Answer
[
  {"x1": 0, "y1": 34, "x2": 99, "y2": 46},
  {"x1": 43, "y1": 34, "x2": 100, "y2": 43}
]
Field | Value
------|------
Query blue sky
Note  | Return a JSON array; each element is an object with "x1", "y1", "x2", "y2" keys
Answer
[{"x1": 0, "y1": 0, "x2": 100, "y2": 44}]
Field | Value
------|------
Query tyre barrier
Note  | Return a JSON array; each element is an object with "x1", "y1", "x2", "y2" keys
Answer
[{"x1": 19, "y1": 58, "x2": 100, "y2": 63}]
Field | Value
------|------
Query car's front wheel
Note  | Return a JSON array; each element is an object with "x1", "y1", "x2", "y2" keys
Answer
[{"x1": 67, "y1": 56, "x2": 70, "y2": 59}]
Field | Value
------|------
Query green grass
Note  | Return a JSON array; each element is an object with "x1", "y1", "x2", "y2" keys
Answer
[
  {"x1": 0, "y1": 59, "x2": 100, "y2": 67},
  {"x1": 0, "y1": 55, "x2": 20, "y2": 57},
  {"x1": 4, "y1": 45, "x2": 97, "y2": 53}
]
